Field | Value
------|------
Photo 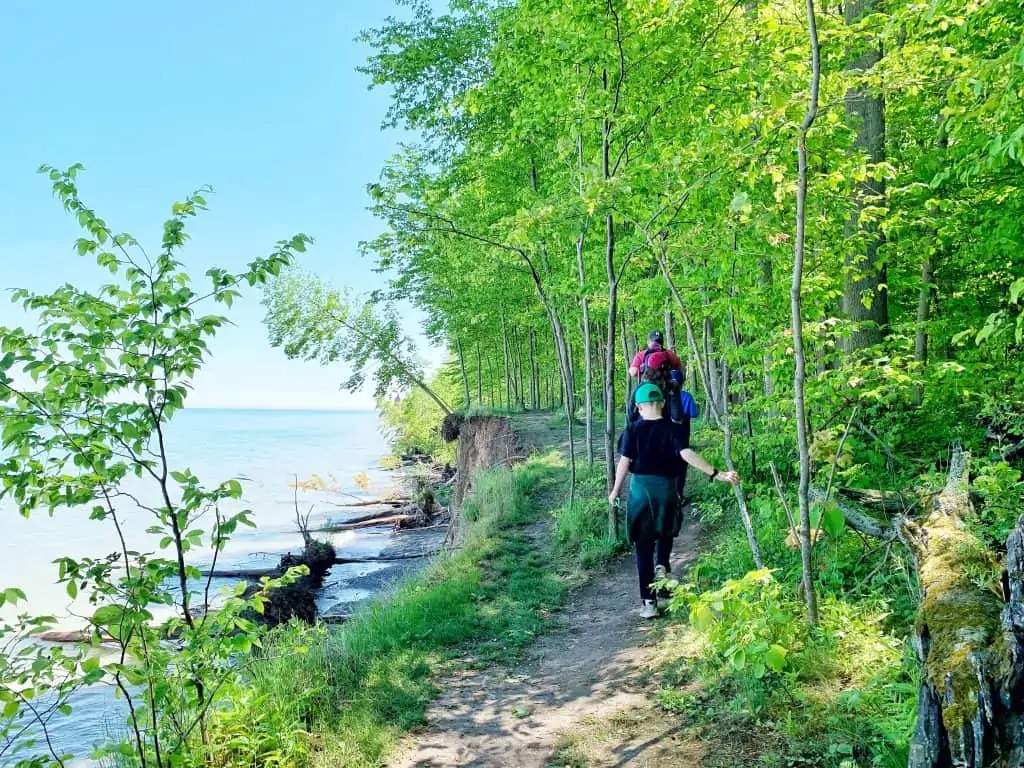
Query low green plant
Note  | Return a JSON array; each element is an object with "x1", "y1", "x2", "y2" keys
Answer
[
  {"x1": 669, "y1": 569, "x2": 803, "y2": 681},
  {"x1": 971, "y1": 460, "x2": 1024, "y2": 544}
]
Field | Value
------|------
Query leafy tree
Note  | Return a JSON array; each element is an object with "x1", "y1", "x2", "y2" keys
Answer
[
  {"x1": 262, "y1": 269, "x2": 453, "y2": 414},
  {"x1": 0, "y1": 166, "x2": 310, "y2": 766}
]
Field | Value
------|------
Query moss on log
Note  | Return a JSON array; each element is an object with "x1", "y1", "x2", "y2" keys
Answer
[{"x1": 905, "y1": 449, "x2": 1024, "y2": 768}]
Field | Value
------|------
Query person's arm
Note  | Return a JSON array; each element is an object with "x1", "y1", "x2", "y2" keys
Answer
[
  {"x1": 628, "y1": 350, "x2": 641, "y2": 378},
  {"x1": 681, "y1": 448, "x2": 739, "y2": 485},
  {"x1": 608, "y1": 456, "x2": 632, "y2": 505}
]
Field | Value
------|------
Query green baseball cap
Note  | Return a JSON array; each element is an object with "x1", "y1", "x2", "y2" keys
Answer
[{"x1": 634, "y1": 383, "x2": 664, "y2": 404}]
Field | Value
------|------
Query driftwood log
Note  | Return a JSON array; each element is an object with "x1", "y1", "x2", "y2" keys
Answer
[
  {"x1": 836, "y1": 449, "x2": 1024, "y2": 766},
  {"x1": 326, "y1": 498, "x2": 409, "y2": 509}
]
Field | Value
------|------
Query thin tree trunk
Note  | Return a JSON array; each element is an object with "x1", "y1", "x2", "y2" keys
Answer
[
  {"x1": 721, "y1": 361, "x2": 764, "y2": 568},
  {"x1": 729, "y1": 308, "x2": 758, "y2": 478},
  {"x1": 664, "y1": 299, "x2": 674, "y2": 349},
  {"x1": 793, "y1": 0, "x2": 821, "y2": 625},
  {"x1": 548, "y1": 307, "x2": 578, "y2": 500},
  {"x1": 604, "y1": 258, "x2": 619, "y2": 537},
  {"x1": 529, "y1": 328, "x2": 538, "y2": 410},
  {"x1": 620, "y1": 314, "x2": 631, "y2": 422},
  {"x1": 501, "y1": 311, "x2": 511, "y2": 410},
  {"x1": 515, "y1": 327, "x2": 525, "y2": 409},
  {"x1": 476, "y1": 341, "x2": 483, "y2": 407},
  {"x1": 578, "y1": 244, "x2": 595, "y2": 465},
  {"x1": 913, "y1": 257, "x2": 934, "y2": 405},
  {"x1": 456, "y1": 337, "x2": 470, "y2": 410}
]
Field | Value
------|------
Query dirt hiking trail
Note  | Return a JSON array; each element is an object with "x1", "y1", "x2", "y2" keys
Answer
[{"x1": 392, "y1": 413, "x2": 706, "y2": 768}]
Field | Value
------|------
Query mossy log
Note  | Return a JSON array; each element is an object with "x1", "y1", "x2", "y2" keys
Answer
[
  {"x1": 904, "y1": 449, "x2": 1024, "y2": 768},
  {"x1": 837, "y1": 487, "x2": 916, "y2": 513}
]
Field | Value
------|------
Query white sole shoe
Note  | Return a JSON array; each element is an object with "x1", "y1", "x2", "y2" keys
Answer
[{"x1": 640, "y1": 600, "x2": 658, "y2": 619}]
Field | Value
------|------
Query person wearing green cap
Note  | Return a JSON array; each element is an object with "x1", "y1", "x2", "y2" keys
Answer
[{"x1": 608, "y1": 382, "x2": 739, "y2": 619}]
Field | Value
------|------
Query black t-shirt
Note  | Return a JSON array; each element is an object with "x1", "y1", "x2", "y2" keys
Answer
[{"x1": 617, "y1": 417, "x2": 690, "y2": 477}]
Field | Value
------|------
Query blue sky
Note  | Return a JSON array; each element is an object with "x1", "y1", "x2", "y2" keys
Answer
[{"x1": 0, "y1": 1, "x2": 441, "y2": 410}]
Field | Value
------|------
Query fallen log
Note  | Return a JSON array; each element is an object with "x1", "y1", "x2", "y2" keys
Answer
[
  {"x1": 903, "y1": 449, "x2": 1024, "y2": 767},
  {"x1": 811, "y1": 487, "x2": 895, "y2": 541},
  {"x1": 837, "y1": 487, "x2": 916, "y2": 513}
]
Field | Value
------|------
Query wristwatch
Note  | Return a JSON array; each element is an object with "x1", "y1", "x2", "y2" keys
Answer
[{"x1": 709, "y1": 469, "x2": 719, "y2": 480}]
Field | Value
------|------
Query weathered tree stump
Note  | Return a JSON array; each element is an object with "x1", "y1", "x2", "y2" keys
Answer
[{"x1": 904, "y1": 449, "x2": 1024, "y2": 768}]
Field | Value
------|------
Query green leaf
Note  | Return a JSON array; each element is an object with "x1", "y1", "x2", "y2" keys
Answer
[
  {"x1": 691, "y1": 602, "x2": 714, "y2": 629},
  {"x1": 765, "y1": 644, "x2": 788, "y2": 672},
  {"x1": 822, "y1": 503, "x2": 845, "y2": 539}
]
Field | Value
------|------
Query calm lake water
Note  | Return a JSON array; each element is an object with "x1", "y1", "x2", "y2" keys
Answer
[{"x1": 0, "y1": 408, "x2": 400, "y2": 764}]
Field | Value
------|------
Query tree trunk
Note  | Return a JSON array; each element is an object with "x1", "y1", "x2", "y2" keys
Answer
[
  {"x1": 529, "y1": 328, "x2": 539, "y2": 410},
  {"x1": 476, "y1": 341, "x2": 483, "y2": 407},
  {"x1": 501, "y1": 311, "x2": 511, "y2": 410},
  {"x1": 840, "y1": 0, "x2": 888, "y2": 351},
  {"x1": 605, "y1": 213, "x2": 619, "y2": 501},
  {"x1": 721, "y1": 361, "x2": 765, "y2": 569},
  {"x1": 548, "y1": 306, "x2": 578, "y2": 500},
  {"x1": 578, "y1": 239, "x2": 595, "y2": 466},
  {"x1": 905, "y1": 450, "x2": 1024, "y2": 767},
  {"x1": 514, "y1": 326, "x2": 525, "y2": 409},
  {"x1": 456, "y1": 337, "x2": 470, "y2": 410},
  {"x1": 793, "y1": 0, "x2": 821, "y2": 625},
  {"x1": 664, "y1": 299, "x2": 675, "y2": 349},
  {"x1": 620, "y1": 314, "x2": 632, "y2": 423},
  {"x1": 729, "y1": 307, "x2": 758, "y2": 478},
  {"x1": 913, "y1": 256, "x2": 934, "y2": 405}
]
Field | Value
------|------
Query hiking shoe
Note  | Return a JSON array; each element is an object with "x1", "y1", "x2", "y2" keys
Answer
[
  {"x1": 640, "y1": 600, "x2": 658, "y2": 619},
  {"x1": 654, "y1": 565, "x2": 668, "y2": 582}
]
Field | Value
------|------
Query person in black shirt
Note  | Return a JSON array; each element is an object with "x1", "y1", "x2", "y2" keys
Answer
[{"x1": 608, "y1": 383, "x2": 739, "y2": 618}]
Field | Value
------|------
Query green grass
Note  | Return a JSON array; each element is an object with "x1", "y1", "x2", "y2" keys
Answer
[
  {"x1": 214, "y1": 452, "x2": 586, "y2": 767},
  {"x1": 550, "y1": 463, "x2": 624, "y2": 572}
]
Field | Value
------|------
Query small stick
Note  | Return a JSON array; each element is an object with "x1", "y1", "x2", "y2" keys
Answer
[{"x1": 769, "y1": 461, "x2": 799, "y2": 544}]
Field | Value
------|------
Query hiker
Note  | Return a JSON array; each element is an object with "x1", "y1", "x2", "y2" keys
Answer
[
  {"x1": 627, "y1": 331, "x2": 684, "y2": 424},
  {"x1": 608, "y1": 383, "x2": 739, "y2": 619}
]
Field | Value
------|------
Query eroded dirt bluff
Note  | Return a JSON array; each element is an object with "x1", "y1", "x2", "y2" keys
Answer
[{"x1": 444, "y1": 415, "x2": 523, "y2": 547}]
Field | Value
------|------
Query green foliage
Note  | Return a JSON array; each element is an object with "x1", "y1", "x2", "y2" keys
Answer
[
  {"x1": 971, "y1": 461, "x2": 1024, "y2": 545},
  {"x1": 377, "y1": 371, "x2": 459, "y2": 463},
  {"x1": 0, "y1": 166, "x2": 310, "y2": 767},
  {"x1": 670, "y1": 570, "x2": 803, "y2": 680}
]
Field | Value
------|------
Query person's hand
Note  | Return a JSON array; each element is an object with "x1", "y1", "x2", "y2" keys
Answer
[
  {"x1": 716, "y1": 470, "x2": 740, "y2": 485},
  {"x1": 608, "y1": 491, "x2": 620, "y2": 506}
]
